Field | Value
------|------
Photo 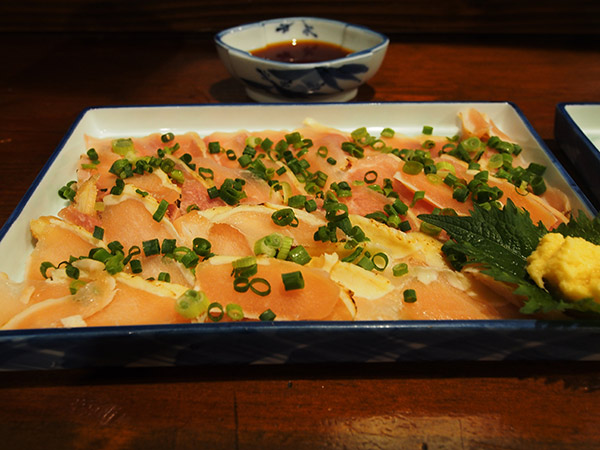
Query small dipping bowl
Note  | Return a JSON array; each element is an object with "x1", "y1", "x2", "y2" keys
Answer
[{"x1": 215, "y1": 17, "x2": 389, "y2": 103}]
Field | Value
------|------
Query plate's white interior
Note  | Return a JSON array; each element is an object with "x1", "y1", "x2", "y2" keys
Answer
[
  {"x1": 565, "y1": 104, "x2": 600, "y2": 151},
  {"x1": 0, "y1": 102, "x2": 592, "y2": 281}
]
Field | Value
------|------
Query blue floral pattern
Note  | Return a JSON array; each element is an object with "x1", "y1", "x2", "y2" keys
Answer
[
  {"x1": 242, "y1": 63, "x2": 369, "y2": 98},
  {"x1": 274, "y1": 20, "x2": 318, "y2": 39}
]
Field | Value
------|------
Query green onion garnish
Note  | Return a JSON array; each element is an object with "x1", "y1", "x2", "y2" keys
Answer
[
  {"x1": 143, "y1": 239, "x2": 161, "y2": 256},
  {"x1": 271, "y1": 208, "x2": 298, "y2": 227},
  {"x1": 93, "y1": 226, "x2": 104, "y2": 240},
  {"x1": 381, "y1": 128, "x2": 395, "y2": 138},
  {"x1": 198, "y1": 167, "x2": 214, "y2": 179},
  {"x1": 371, "y1": 253, "x2": 389, "y2": 271},
  {"x1": 161, "y1": 238, "x2": 177, "y2": 255},
  {"x1": 364, "y1": 170, "x2": 378, "y2": 184},
  {"x1": 259, "y1": 309, "x2": 276, "y2": 321},
  {"x1": 40, "y1": 261, "x2": 56, "y2": 279},
  {"x1": 287, "y1": 245, "x2": 311, "y2": 265},
  {"x1": 233, "y1": 277, "x2": 250, "y2": 292},
  {"x1": 111, "y1": 138, "x2": 135, "y2": 156},
  {"x1": 130, "y1": 259, "x2": 143, "y2": 273},
  {"x1": 403, "y1": 288, "x2": 417, "y2": 303},
  {"x1": 86, "y1": 148, "x2": 99, "y2": 161},
  {"x1": 208, "y1": 142, "x2": 221, "y2": 154},
  {"x1": 207, "y1": 302, "x2": 225, "y2": 322},
  {"x1": 161, "y1": 132, "x2": 175, "y2": 143},
  {"x1": 176, "y1": 289, "x2": 209, "y2": 319},
  {"x1": 403, "y1": 161, "x2": 424, "y2": 175},
  {"x1": 58, "y1": 181, "x2": 77, "y2": 201},
  {"x1": 192, "y1": 237, "x2": 212, "y2": 257},
  {"x1": 158, "y1": 272, "x2": 171, "y2": 282},
  {"x1": 281, "y1": 271, "x2": 304, "y2": 291},
  {"x1": 410, "y1": 191, "x2": 425, "y2": 207},
  {"x1": 250, "y1": 278, "x2": 271, "y2": 296},
  {"x1": 392, "y1": 263, "x2": 408, "y2": 277},
  {"x1": 422, "y1": 125, "x2": 433, "y2": 135},
  {"x1": 226, "y1": 303, "x2": 244, "y2": 321},
  {"x1": 153, "y1": 200, "x2": 169, "y2": 222}
]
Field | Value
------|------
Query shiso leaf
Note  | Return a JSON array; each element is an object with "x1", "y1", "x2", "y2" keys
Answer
[{"x1": 418, "y1": 200, "x2": 600, "y2": 316}]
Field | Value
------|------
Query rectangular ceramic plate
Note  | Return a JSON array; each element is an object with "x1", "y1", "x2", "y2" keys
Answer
[
  {"x1": 555, "y1": 103, "x2": 600, "y2": 207},
  {"x1": 0, "y1": 102, "x2": 599, "y2": 370}
]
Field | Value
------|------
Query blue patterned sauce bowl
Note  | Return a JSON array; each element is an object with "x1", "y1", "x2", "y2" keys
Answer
[{"x1": 215, "y1": 17, "x2": 389, "y2": 103}]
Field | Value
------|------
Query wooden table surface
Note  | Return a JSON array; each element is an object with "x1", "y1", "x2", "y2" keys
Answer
[{"x1": 1, "y1": 32, "x2": 600, "y2": 449}]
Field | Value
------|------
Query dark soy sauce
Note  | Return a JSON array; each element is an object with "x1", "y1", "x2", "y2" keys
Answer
[{"x1": 251, "y1": 40, "x2": 353, "y2": 63}]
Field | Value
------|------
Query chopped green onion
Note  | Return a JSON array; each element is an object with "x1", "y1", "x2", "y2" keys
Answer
[
  {"x1": 143, "y1": 239, "x2": 161, "y2": 256},
  {"x1": 410, "y1": 191, "x2": 425, "y2": 207},
  {"x1": 175, "y1": 290, "x2": 209, "y2": 319},
  {"x1": 158, "y1": 272, "x2": 171, "y2": 282},
  {"x1": 420, "y1": 221, "x2": 442, "y2": 237},
  {"x1": 356, "y1": 256, "x2": 375, "y2": 271},
  {"x1": 305, "y1": 199, "x2": 317, "y2": 212},
  {"x1": 226, "y1": 303, "x2": 244, "y2": 321},
  {"x1": 208, "y1": 142, "x2": 221, "y2": 154},
  {"x1": 89, "y1": 248, "x2": 111, "y2": 263},
  {"x1": 341, "y1": 246, "x2": 363, "y2": 263},
  {"x1": 161, "y1": 238, "x2": 177, "y2": 255},
  {"x1": 462, "y1": 136, "x2": 481, "y2": 152},
  {"x1": 288, "y1": 195, "x2": 306, "y2": 209},
  {"x1": 192, "y1": 237, "x2": 212, "y2": 257},
  {"x1": 531, "y1": 175, "x2": 546, "y2": 195},
  {"x1": 488, "y1": 154, "x2": 504, "y2": 169},
  {"x1": 392, "y1": 263, "x2": 408, "y2": 277},
  {"x1": 422, "y1": 125, "x2": 433, "y2": 135},
  {"x1": 281, "y1": 271, "x2": 304, "y2": 290},
  {"x1": 111, "y1": 138, "x2": 135, "y2": 156},
  {"x1": 86, "y1": 148, "x2": 99, "y2": 161},
  {"x1": 207, "y1": 186, "x2": 219, "y2": 199},
  {"x1": 326, "y1": 157, "x2": 337, "y2": 165},
  {"x1": 233, "y1": 277, "x2": 250, "y2": 292},
  {"x1": 160, "y1": 158, "x2": 175, "y2": 174},
  {"x1": 371, "y1": 252, "x2": 389, "y2": 271},
  {"x1": 232, "y1": 256, "x2": 258, "y2": 278},
  {"x1": 153, "y1": 200, "x2": 169, "y2": 222},
  {"x1": 130, "y1": 259, "x2": 143, "y2": 273},
  {"x1": 259, "y1": 309, "x2": 276, "y2": 321},
  {"x1": 104, "y1": 254, "x2": 124, "y2": 275},
  {"x1": 207, "y1": 302, "x2": 225, "y2": 322},
  {"x1": 403, "y1": 288, "x2": 417, "y2": 303},
  {"x1": 198, "y1": 167, "x2": 214, "y2": 180},
  {"x1": 403, "y1": 161, "x2": 423, "y2": 175},
  {"x1": 161, "y1": 132, "x2": 175, "y2": 143},
  {"x1": 92, "y1": 226, "x2": 104, "y2": 240},
  {"x1": 58, "y1": 180, "x2": 77, "y2": 201},
  {"x1": 287, "y1": 245, "x2": 312, "y2": 265},
  {"x1": 317, "y1": 146, "x2": 328, "y2": 157},
  {"x1": 40, "y1": 261, "x2": 56, "y2": 278},
  {"x1": 250, "y1": 278, "x2": 272, "y2": 296},
  {"x1": 271, "y1": 208, "x2": 298, "y2": 227},
  {"x1": 364, "y1": 170, "x2": 378, "y2": 184},
  {"x1": 381, "y1": 128, "x2": 395, "y2": 138}
]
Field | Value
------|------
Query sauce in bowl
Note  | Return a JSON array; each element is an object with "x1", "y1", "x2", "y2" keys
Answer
[{"x1": 251, "y1": 40, "x2": 353, "y2": 63}]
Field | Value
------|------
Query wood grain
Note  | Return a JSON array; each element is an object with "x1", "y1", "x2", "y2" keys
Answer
[
  {"x1": 1, "y1": 31, "x2": 600, "y2": 449},
  {"x1": 1, "y1": 0, "x2": 600, "y2": 35}
]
